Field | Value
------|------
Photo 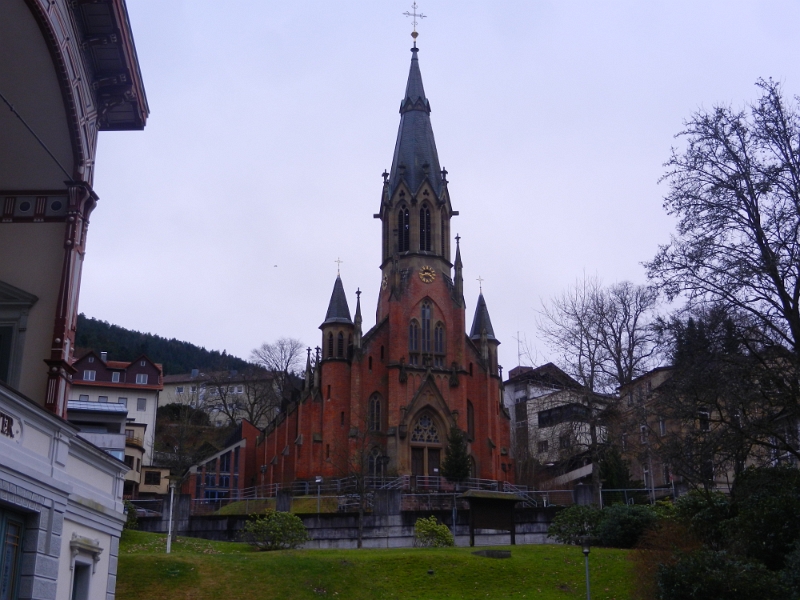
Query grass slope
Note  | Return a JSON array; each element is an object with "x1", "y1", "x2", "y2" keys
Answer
[{"x1": 117, "y1": 531, "x2": 632, "y2": 600}]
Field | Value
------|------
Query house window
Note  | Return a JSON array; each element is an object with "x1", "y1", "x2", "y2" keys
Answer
[
  {"x1": 83, "y1": 370, "x2": 96, "y2": 381},
  {"x1": 621, "y1": 432, "x2": 628, "y2": 451},
  {"x1": 659, "y1": 419, "x2": 666, "y2": 436},
  {"x1": 79, "y1": 394, "x2": 89, "y2": 402},
  {"x1": 537, "y1": 440, "x2": 549, "y2": 454},
  {"x1": 0, "y1": 509, "x2": 24, "y2": 600},
  {"x1": 88, "y1": 357, "x2": 94, "y2": 363},
  {"x1": 119, "y1": 397, "x2": 127, "y2": 407},
  {"x1": 337, "y1": 332, "x2": 344, "y2": 357},
  {"x1": 698, "y1": 408, "x2": 710, "y2": 431},
  {"x1": 421, "y1": 303, "x2": 431, "y2": 352},
  {"x1": 467, "y1": 400, "x2": 475, "y2": 440},
  {"x1": 419, "y1": 205, "x2": 431, "y2": 251},
  {"x1": 190, "y1": 385, "x2": 197, "y2": 394},
  {"x1": 135, "y1": 373, "x2": 148, "y2": 385},
  {"x1": 409, "y1": 320, "x2": 419, "y2": 352},
  {"x1": 140, "y1": 360, "x2": 146, "y2": 367},
  {"x1": 237, "y1": 385, "x2": 243, "y2": 393},
  {"x1": 368, "y1": 394, "x2": 381, "y2": 432},
  {"x1": 640, "y1": 425, "x2": 648, "y2": 444},
  {"x1": 559, "y1": 434, "x2": 571, "y2": 449},
  {"x1": 137, "y1": 398, "x2": 147, "y2": 411},
  {"x1": 398, "y1": 207, "x2": 410, "y2": 252},
  {"x1": 111, "y1": 371, "x2": 120, "y2": 383},
  {"x1": 662, "y1": 464, "x2": 671, "y2": 485},
  {"x1": 177, "y1": 386, "x2": 184, "y2": 394},
  {"x1": 98, "y1": 396, "x2": 108, "y2": 403},
  {"x1": 124, "y1": 455, "x2": 133, "y2": 469},
  {"x1": 144, "y1": 471, "x2": 161, "y2": 486}
]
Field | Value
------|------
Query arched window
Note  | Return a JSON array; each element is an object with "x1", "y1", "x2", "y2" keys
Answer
[
  {"x1": 369, "y1": 394, "x2": 381, "y2": 432},
  {"x1": 327, "y1": 333, "x2": 334, "y2": 357},
  {"x1": 368, "y1": 447, "x2": 384, "y2": 477},
  {"x1": 467, "y1": 400, "x2": 475, "y2": 440},
  {"x1": 337, "y1": 332, "x2": 344, "y2": 357},
  {"x1": 419, "y1": 205, "x2": 431, "y2": 251},
  {"x1": 434, "y1": 323, "x2": 445, "y2": 367},
  {"x1": 409, "y1": 320, "x2": 419, "y2": 352},
  {"x1": 411, "y1": 413, "x2": 440, "y2": 444},
  {"x1": 398, "y1": 207, "x2": 410, "y2": 252},
  {"x1": 421, "y1": 303, "x2": 431, "y2": 352}
]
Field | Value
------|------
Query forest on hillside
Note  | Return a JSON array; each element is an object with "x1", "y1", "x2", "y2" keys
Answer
[{"x1": 75, "y1": 314, "x2": 250, "y2": 375}]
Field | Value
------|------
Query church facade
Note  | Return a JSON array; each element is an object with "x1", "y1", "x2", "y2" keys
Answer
[{"x1": 256, "y1": 43, "x2": 512, "y2": 486}]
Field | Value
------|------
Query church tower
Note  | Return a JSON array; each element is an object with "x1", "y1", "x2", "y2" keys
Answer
[{"x1": 258, "y1": 39, "x2": 513, "y2": 486}]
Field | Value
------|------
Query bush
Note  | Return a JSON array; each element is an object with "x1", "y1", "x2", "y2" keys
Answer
[
  {"x1": 595, "y1": 504, "x2": 657, "y2": 549},
  {"x1": 547, "y1": 505, "x2": 603, "y2": 545},
  {"x1": 414, "y1": 516, "x2": 455, "y2": 547},
  {"x1": 731, "y1": 466, "x2": 800, "y2": 570},
  {"x1": 781, "y1": 540, "x2": 800, "y2": 599},
  {"x1": 674, "y1": 491, "x2": 733, "y2": 550},
  {"x1": 657, "y1": 550, "x2": 787, "y2": 600},
  {"x1": 240, "y1": 510, "x2": 309, "y2": 551},
  {"x1": 123, "y1": 500, "x2": 138, "y2": 530}
]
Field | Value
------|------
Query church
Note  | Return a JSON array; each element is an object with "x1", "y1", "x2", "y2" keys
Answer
[{"x1": 256, "y1": 40, "x2": 513, "y2": 486}]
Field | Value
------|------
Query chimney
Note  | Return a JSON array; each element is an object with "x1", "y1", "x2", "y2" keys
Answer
[{"x1": 100, "y1": 351, "x2": 108, "y2": 363}]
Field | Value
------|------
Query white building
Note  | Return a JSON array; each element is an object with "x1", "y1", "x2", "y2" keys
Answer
[{"x1": 0, "y1": 0, "x2": 148, "y2": 596}]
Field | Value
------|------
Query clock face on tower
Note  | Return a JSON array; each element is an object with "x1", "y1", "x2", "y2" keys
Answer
[{"x1": 419, "y1": 266, "x2": 436, "y2": 284}]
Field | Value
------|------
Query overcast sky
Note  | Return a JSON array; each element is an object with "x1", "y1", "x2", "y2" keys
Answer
[{"x1": 82, "y1": 0, "x2": 800, "y2": 372}]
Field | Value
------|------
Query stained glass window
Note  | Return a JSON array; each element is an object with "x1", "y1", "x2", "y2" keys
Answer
[{"x1": 411, "y1": 414, "x2": 440, "y2": 444}]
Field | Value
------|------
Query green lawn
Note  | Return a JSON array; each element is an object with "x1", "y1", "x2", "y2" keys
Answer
[{"x1": 117, "y1": 531, "x2": 633, "y2": 600}]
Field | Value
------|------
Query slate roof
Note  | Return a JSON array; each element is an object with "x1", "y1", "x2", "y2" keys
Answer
[
  {"x1": 323, "y1": 275, "x2": 352, "y2": 325},
  {"x1": 388, "y1": 45, "x2": 443, "y2": 198},
  {"x1": 469, "y1": 293, "x2": 496, "y2": 340}
]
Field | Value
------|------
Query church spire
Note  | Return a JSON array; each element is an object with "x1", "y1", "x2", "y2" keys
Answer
[
  {"x1": 453, "y1": 234, "x2": 464, "y2": 307},
  {"x1": 469, "y1": 293, "x2": 496, "y2": 341},
  {"x1": 322, "y1": 275, "x2": 352, "y2": 325},
  {"x1": 388, "y1": 45, "x2": 442, "y2": 198},
  {"x1": 353, "y1": 289, "x2": 363, "y2": 350}
]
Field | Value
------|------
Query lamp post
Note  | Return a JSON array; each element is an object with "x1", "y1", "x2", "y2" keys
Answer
[
  {"x1": 581, "y1": 536, "x2": 591, "y2": 600},
  {"x1": 315, "y1": 475, "x2": 323, "y2": 514},
  {"x1": 166, "y1": 478, "x2": 178, "y2": 554}
]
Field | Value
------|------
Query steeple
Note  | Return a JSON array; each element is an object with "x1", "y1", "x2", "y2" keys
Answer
[
  {"x1": 453, "y1": 234, "x2": 464, "y2": 306},
  {"x1": 388, "y1": 45, "x2": 442, "y2": 198},
  {"x1": 322, "y1": 275, "x2": 352, "y2": 325},
  {"x1": 469, "y1": 293, "x2": 496, "y2": 341},
  {"x1": 353, "y1": 289, "x2": 363, "y2": 350}
]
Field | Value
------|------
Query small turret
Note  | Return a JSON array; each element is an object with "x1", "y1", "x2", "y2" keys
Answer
[
  {"x1": 304, "y1": 347, "x2": 312, "y2": 391},
  {"x1": 470, "y1": 292, "x2": 500, "y2": 374},
  {"x1": 453, "y1": 234, "x2": 464, "y2": 307},
  {"x1": 354, "y1": 289, "x2": 363, "y2": 351},
  {"x1": 320, "y1": 275, "x2": 354, "y2": 360}
]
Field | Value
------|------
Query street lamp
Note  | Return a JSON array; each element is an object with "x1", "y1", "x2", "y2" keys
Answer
[
  {"x1": 581, "y1": 536, "x2": 591, "y2": 600},
  {"x1": 166, "y1": 477, "x2": 179, "y2": 554},
  {"x1": 315, "y1": 476, "x2": 323, "y2": 514}
]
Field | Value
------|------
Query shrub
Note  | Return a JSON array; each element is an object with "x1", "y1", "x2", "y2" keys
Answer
[
  {"x1": 656, "y1": 550, "x2": 787, "y2": 600},
  {"x1": 123, "y1": 500, "x2": 138, "y2": 530},
  {"x1": 674, "y1": 491, "x2": 733, "y2": 550},
  {"x1": 240, "y1": 509, "x2": 309, "y2": 551},
  {"x1": 731, "y1": 466, "x2": 800, "y2": 570},
  {"x1": 547, "y1": 505, "x2": 602, "y2": 545},
  {"x1": 414, "y1": 516, "x2": 455, "y2": 547},
  {"x1": 595, "y1": 504, "x2": 657, "y2": 549},
  {"x1": 781, "y1": 540, "x2": 800, "y2": 599}
]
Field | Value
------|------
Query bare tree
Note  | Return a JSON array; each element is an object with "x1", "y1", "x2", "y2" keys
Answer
[
  {"x1": 537, "y1": 275, "x2": 658, "y2": 502},
  {"x1": 647, "y1": 78, "x2": 800, "y2": 464},
  {"x1": 251, "y1": 337, "x2": 304, "y2": 408},
  {"x1": 202, "y1": 367, "x2": 280, "y2": 428}
]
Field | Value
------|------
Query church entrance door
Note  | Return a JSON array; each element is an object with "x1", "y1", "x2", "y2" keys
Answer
[
  {"x1": 412, "y1": 448, "x2": 424, "y2": 477},
  {"x1": 428, "y1": 448, "x2": 440, "y2": 476}
]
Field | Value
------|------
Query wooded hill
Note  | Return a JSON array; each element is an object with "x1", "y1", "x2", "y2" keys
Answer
[{"x1": 75, "y1": 314, "x2": 250, "y2": 375}]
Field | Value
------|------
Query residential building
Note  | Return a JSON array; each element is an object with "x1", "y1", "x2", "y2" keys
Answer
[
  {"x1": 504, "y1": 363, "x2": 608, "y2": 487},
  {"x1": 255, "y1": 41, "x2": 513, "y2": 487},
  {"x1": 0, "y1": 0, "x2": 148, "y2": 597}
]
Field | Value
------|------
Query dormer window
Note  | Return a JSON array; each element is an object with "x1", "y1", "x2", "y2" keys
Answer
[
  {"x1": 83, "y1": 370, "x2": 96, "y2": 381},
  {"x1": 135, "y1": 374, "x2": 148, "y2": 385},
  {"x1": 112, "y1": 372, "x2": 120, "y2": 383}
]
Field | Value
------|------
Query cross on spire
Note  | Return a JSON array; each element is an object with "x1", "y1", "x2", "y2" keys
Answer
[
  {"x1": 335, "y1": 257, "x2": 343, "y2": 275},
  {"x1": 403, "y1": 2, "x2": 426, "y2": 41},
  {"x1": 477, "y1": 275, "x2": 484, "y2": 293}
]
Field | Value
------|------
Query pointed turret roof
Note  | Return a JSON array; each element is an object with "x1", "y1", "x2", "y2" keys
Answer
[
  {"x1": 469, "y1": 293, "x2": 496, "y2": 340},
  {"x1": 322, "y1": 275, "x2": 352, "y2": 325},
  {"x1": 388, "y1": 45, "x2": 443, "y2": 198}
]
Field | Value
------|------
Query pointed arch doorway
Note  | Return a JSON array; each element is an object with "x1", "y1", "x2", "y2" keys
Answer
[{"x1": 409, "y1": 412, "x2": 443, "y2": 478}]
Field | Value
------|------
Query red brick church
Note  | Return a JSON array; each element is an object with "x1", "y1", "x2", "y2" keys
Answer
[{"x1": 256, "y1": 41, "x2": 512, "y2": 486}]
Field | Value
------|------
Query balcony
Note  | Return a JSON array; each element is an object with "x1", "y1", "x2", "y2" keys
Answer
[
  {"x1": 77, "y1": 432, "x2": 125, "y2": 452},
  {"x1": 125, "y1": 435, "x2": 144, "y2": 449}
]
